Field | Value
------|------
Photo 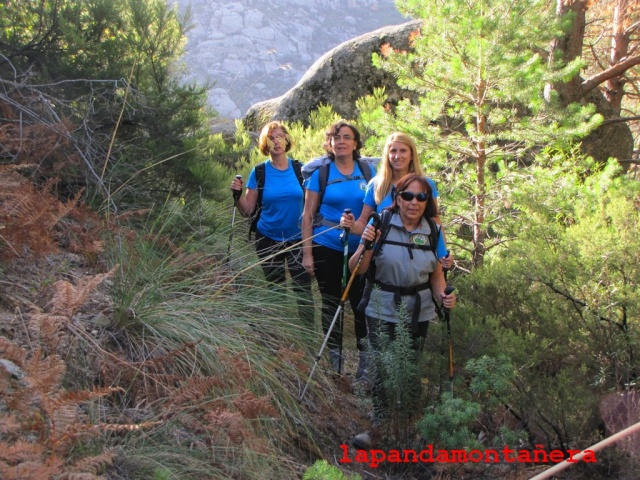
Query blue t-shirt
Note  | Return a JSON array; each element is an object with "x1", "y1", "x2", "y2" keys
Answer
[
  {"x1": 305, "y1": 161, "x2": 371, "y2": 252},
  {"x1": 247, "y1": 159, "x2": 304, "y2": 241},
  {"x1": 363, "y1": 177, "x2": 448, "y2": 258}
]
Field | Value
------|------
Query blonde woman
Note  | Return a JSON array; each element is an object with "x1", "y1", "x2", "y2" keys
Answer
[{"x1": 341, "y1": 132, "x2": 452, "y2": 267}]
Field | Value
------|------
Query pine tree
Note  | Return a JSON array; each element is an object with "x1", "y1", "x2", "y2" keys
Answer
[{"x1": 359, "y1": 0, "x2": 602, "y2": 267}]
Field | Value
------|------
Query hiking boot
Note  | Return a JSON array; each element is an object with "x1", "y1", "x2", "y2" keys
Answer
[
  {"x1": 352, "y1": 431, "x2": 372, "y2": 450},
  {"x1": 355, "y1": 351, "x2": 368, "y2": 380},
  {"x1": 329, "y1": 349, "x2": 342, "y2": 373}
]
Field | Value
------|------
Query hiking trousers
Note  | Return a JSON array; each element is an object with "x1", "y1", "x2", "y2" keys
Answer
[
  {"x1": 312, "y1": 243, "x2": 367, "y2": 352},
  {"x1": 366, "y1": 316, "x2": 429, "y2": 418},
  {"x1": 255, "y1": 231, "x2": 314, "y2": 326}
]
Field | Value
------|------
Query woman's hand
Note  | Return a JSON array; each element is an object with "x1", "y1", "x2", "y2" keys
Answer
[
  {"x1": 360, "y1": 223, "x2": 381, "y2": 251},
  {"x1": 440, "y1": 251, "x2": 454, "y2": 270},
  {"x1": 340, "y1": 211, "x2": 355, "y2": 230},
  {"x1": 230, "y1": 176, "x2": 243, "y2": 194},
  {"x1": 361, "y1": 223, "x2": 377, "y2": 244},
  {"x1": 441, "y1": 290, "x2": 456, "y2": 309}
]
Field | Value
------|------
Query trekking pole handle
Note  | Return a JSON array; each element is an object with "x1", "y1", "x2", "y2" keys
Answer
[
  {"x1": 443, "y1": 286, "x2": 455, "y2": 312},
  {"x1": 231, "y1": 175, "x2": 242, "y2": 201},
  {"x1": 364, "y1": 211, "x2": 381, "y2": 250},
  {"x1": 340, "y1": 208, "x2": 352, "y2": 242}
]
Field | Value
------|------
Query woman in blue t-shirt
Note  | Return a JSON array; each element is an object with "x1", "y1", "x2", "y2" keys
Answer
[
  {"x1": 230, "y1": 121, "x2": 313, "y2": 325},
  {"x1": 301, "y1": 120, "x2": 372, "y2": 376},
  {"x1": 341, "y1": 132, "x2": 453, "y2": 268}
]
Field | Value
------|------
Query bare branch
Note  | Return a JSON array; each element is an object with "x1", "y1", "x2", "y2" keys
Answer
[{"x1": 581, "y1": 54, "x2": 640, "y2": 95}]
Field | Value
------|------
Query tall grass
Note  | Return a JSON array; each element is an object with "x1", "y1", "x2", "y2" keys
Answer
[{"x1": 101, "y1": 200, "x2": 335, "y2": 479}]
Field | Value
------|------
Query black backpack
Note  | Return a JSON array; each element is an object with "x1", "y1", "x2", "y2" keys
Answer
[
  {"x1": 373, "y1": 207, "x2": 440, "y2": 259},
  {"x1": 310, "y1": 157, "x2": 375, "y2": 227},
  {"x1": 359, "y1": 208, "x2": 441, "y2": 332},
  {"x1": 248, "y1": 159, "x2": 304, "y2": 240}
]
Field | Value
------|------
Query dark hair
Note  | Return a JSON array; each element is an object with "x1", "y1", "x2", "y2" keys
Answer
[
  {"x1": 390, "y1": 173, "x2": 438, "y2": 219},
  {"x1": 322, "y1": 120, "x2": 362, "y2": 160}
]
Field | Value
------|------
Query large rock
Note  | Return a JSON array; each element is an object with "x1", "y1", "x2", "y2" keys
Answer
[{"x1": 242, "y1": 20, "x2": 422, "y2": 129}]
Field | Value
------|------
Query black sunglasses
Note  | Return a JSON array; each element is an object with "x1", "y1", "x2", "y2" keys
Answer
[{"x1": 398, "y1": 191, "x2": 429, "y2": 202}]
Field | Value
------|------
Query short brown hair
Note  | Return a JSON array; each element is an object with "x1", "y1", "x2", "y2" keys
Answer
[
  {"x1": 258, "y1": 121, "x2": 294, "y2": 156},
  {"x1": 322, "y1": 120, "x2": 362, "y2": 160}
]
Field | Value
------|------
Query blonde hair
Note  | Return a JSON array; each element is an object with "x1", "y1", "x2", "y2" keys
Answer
[
  {"x1": 258, "y1": 121, "x2": 294, "y2": 156},
  {"x1": 374, "y1": 132, "x2": 425, "y2": 205}
]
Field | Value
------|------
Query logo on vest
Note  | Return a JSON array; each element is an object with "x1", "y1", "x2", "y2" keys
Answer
[
  {"x1": 359, "y1": 182, "x2": 367, "y2": 191},
  {"x1": 411, "y1": 233, "x2": 428, "y2": 246}
]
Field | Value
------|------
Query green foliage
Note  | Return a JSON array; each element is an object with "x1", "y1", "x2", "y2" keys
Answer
[
  {"x1": 103, "y1": 202, "x2": 324, "y2": 479},
  {"x1": 357, "y1": 0, "x2": 602, "y2": 267},
  {"x1": 417, "y1": 392, "x2": 482, "y2": 450},
  {"x1": 449, "y1": 158, "x2": 640, "y2": 451},
  {"x1": 365, "y1": 301, "x2": 426, "y2": 446},
  {"x1": 287, "y1": 105, "x2": 343, "y2": 162},
  {"x1": 466, "y1": 355, "x2": 516, "y2": 409},
  {"x1": 0, "y1": 0, "x2": 234, "y2": 210},
  {"x1": 302, "y1": 460, "x2": 361, "y2": 480}
]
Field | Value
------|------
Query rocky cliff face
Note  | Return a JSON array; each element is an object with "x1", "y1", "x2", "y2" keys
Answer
[{"x1": 172, "y1": 0, "x2": 405, "y2": 118}]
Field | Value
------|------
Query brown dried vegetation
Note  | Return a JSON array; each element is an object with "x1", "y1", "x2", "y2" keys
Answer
[{"x1": 0, "y1": 165, "x2": 104, "y2": 262}]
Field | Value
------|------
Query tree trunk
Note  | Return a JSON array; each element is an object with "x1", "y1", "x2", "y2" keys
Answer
[
  {"x1": 605, "y1": 0, "x2": 634, "y2": 114},
  {"x1": 549, "y1": 0, "x2": 589, "y2": 106},
  {"x1": 474, "y1": 75, "x2": 487, "y2": 268},
  {"x1": 548, "y1": 0, "x2": 635, "y2": 164}
]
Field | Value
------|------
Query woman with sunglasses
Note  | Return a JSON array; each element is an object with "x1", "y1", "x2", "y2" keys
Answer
[
  {"x1": 348, "y1": 172, "x2": 456, "y2": 447},
  {"x1": 340, "y1": 132, "x2": 452, "y2": 268}
]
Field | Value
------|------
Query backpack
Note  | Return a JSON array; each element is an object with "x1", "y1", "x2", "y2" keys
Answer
[
  {"x1": 248, "y1": 159, "x2": 304, "y2": 240},
  {"x1": 373, "y1": 208, "x2": 440, "y2": 261},
  {"x1": 301, "y1": 155, "x2": 377, "y2": 227},
  {"x1": 360, "y1": 208, "x2": 441, "y2": 332}
]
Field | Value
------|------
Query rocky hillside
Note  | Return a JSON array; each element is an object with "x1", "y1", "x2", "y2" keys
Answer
[{"x1": 172, "y1": 0, "x2": 406, "y2": 118}]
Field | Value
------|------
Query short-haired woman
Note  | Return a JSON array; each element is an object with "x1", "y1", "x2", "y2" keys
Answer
[{"x1": 230, "y1": 121, "x2": 313, "y2": 325}]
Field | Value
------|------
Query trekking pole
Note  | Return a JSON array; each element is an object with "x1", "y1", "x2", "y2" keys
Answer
[
  {"x1": 443, "y1": 250, "x2": 450, "y2": 282},
  {"x1": 226, "y1": 175, "x2": 242, "y2": 263},
  {"x1": 300, "y1": 212, "x2": 380, "y2": 401},
  {"x1": 336, "y1": 208, "x2": 351, "y2": 374},
  {"x1": 444, "y1": 285, "x2": 455, "y2": 385}
]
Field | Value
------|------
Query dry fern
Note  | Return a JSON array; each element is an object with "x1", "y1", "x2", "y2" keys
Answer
[
  {"x1": 0, "y1": 337, "x2": 148, "y2": 478},
  {"x1": 26, "y1": 267, "x2": 116, "y2": 355},
  {"x1": 0, "y1": 165, "x2": 107, "y2": 262}
]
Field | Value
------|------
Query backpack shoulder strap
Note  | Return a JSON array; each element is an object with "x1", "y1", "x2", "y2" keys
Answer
[
  {"x1": 354, "y1": 157, "x2": 374, "y2": 183},
  {"x1": 249, "y1": 162, "x2": 267, "y2": 240},
  {"x1": 255, "y1": 161, "x2": 266, "y2": 204},
  {"x1": 377, "y1": 208, "x2": 394, "y2": 252},
  {"x1": 316, "y1": 162, "x2": 331, "y2": 212},
  {"x1": 425, "y1": 216, "x2": 440, "y2": 255},
  {"x1": 365, "y1": 208, "x2": 393, "y2": 282},
  {"x1": 292, "y1": 159, "x2": 304, "y2": 186}
]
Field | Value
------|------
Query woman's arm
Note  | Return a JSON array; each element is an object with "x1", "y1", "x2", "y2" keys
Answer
[
  {"x1": 429, "y1": 263, "x2": 456, "y2": 309},
  {"x1": 301, "y1": 189, "x2": 319, "y2": 274},
  {"x1": 229, "y1": 177, "x2": 258, "y2": 217},
  {"x1": 348, "y1": 223, "x2": 379, "y2": 274}
]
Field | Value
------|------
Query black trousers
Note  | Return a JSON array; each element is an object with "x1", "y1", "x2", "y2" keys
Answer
[
  {"x1": 255, "y1": 232, "x2": 314, "y2": 326},
  {"x1": 312, "y1": 243, "x2": 367, "y2": 352},
  {"x1": 366, "y1": 316, "x2": 429, "y2": 418}
]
